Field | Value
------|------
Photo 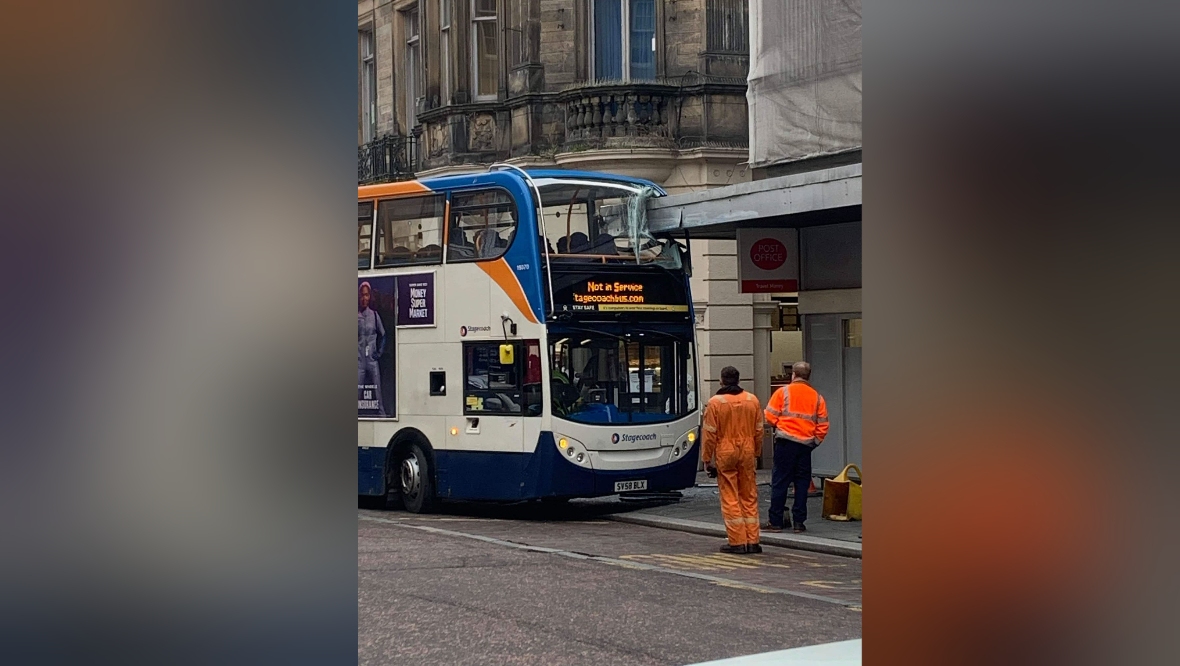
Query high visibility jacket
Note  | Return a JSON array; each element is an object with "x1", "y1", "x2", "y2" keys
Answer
[
  {"x1": 702, "y1": 390, "x2": 764, "y2": 469},
  {"x1": 765, "y1": 380, "x2": 829, "y2": 447}
]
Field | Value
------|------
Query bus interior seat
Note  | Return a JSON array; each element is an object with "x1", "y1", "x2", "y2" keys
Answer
[
  {"x1": 591, "y1": 234, "x2": 617, "y2": 255},
  {"x1": 382, "y1": 246, "x2": 413, "y2": 264},
  {"x1": 416, "y1": 244, "x2": 442, "y2": 261},
  {"x1": 569, "y1": 232, "x2": 590, "y2": 253}
]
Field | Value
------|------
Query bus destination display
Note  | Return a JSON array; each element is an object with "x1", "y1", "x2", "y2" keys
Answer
[{"x1": 554, "y1": 273, "x2": 689, "y2": 314}]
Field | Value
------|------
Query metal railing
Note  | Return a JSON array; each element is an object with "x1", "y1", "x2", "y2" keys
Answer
[{"x1": 358, "y1": 133, "x2": 419, "y2": 184}]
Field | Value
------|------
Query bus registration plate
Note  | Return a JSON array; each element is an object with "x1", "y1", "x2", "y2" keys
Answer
[{"x1": 614, "y1": 480, "x2": 648, "y2": 492}]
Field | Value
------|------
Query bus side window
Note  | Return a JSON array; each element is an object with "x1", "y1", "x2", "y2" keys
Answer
[
  {"x1": 358, "y1": 201, "x2": 373, "y2": 269},
  {"x1": 447, "y1": 188, "x2": 517, "y2": 263},
  {"x1": 375, "y1": 194, "x2": 446, "y2": 267}
]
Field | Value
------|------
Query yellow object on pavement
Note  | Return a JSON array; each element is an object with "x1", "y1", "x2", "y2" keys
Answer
[{"x1": 822, "y1": 464, "x2": 862, "y2": 521}]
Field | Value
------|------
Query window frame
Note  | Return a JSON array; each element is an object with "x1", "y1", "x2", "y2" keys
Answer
[
  {"x1": 404, "y1": 8, "x2": 422, "y2": 129},
  {"x1": 549, "y1": 330, "x2": 697, "y2": 425},
  {"x1": 471, "y1": 0, "x2": 499, "y2": 101},
  {"x1": 360, "y1": 28, "x2": 377, "y2": 142},
  {"x1": 374, "y1": 193, "x2": 448, "y2": 268},
  {"x1": 462, "y1": 341, "x2": 541, "y2": 417},
  {"x1": 590, "y1": 0, "x2": 657, "y2": 83},
  {"x1": 440, "y1": 0, "x2": 451, "y2": 105},
  {"x1": 358, "y1": 201, "x2": 375, "y2": 270},
  {"x1": 445, "y1": 186, "x2": 519, "y2": 264},
  {"x1": 705, "y1": 0, "x2": 749, "y2": 54}
]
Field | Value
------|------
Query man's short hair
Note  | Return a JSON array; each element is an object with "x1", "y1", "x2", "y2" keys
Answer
[
  {"x1": 791, "y1": 361, "x2": 812, "y2": 380},
  {"x1": 720, "y1": 366, "x2": 740, "y2": 386}
]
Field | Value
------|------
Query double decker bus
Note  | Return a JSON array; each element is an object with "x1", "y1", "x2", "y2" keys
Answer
[{"x1": 358, "y1": 166, "x2": 699, "y2": 512}]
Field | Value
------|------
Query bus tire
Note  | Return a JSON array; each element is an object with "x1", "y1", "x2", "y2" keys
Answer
[{"x1": 398, "y1": 442, "x2": 436, "y2": 514}]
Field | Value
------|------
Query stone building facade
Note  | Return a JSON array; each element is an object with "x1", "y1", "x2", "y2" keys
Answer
[
  {"x1": 358, "y1": 0, "x2": 765, "y2": 437},
  {"x1": 358, "y1": 0, "x2": 750, "y2": 191}
]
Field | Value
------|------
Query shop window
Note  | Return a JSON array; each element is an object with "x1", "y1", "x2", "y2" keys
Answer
[
  {"x1": 778, "y1": 304, "x2": 799, "y2": 332},
  {"x1": 375, "y1": 194, "x2": 447, "y2": 266},
  {"x1": 447, "y1": 188, "x2": 518, "y2": 262},
  {"x1": 844, "y1": 318, "x2": 862, "y2": 348},
  {"x1": 463, "y1": 341, "x2": 542, "y2": 416},
  {"x1": 358, "y1": 201, "x2": 373, "y2": 269}
]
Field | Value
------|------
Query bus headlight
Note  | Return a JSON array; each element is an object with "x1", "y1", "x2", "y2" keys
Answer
[
  {"x1": 687, "y1": 431, "x2": 696, "y2": 443},
  {"x1": 672, "y1": 446, "x2": 681, "y2": 457},
  {"x1": 554, "y1": 434, "x2": 590, "y2": 467}
]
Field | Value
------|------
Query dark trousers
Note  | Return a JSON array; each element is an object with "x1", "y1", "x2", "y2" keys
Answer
[{"x1": 767, "y1": 439, "x2": 813, "y2": 527}]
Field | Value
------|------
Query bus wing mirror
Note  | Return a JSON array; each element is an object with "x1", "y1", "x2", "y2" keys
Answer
[{"x1": 500, "y1": 344, "x2": 514, "y2": 365}]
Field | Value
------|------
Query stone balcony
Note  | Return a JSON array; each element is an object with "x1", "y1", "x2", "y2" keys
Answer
[{"x1": 558, "y1": 83, "x2": 680, "y2": 150}]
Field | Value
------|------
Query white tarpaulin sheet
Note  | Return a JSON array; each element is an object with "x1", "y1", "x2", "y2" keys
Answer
[{"x1": 747, "y1": 0, "x2": 862, "y2": 168}]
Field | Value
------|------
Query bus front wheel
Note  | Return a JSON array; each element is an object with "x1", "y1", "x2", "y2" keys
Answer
[{"x1": 399, "y1": 442, "x2": 436, "y2": 514}]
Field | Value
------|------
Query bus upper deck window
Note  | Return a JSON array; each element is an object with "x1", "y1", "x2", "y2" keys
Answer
[{"x1": 447, "y1": 188, "x2": 517, "y2": 264}]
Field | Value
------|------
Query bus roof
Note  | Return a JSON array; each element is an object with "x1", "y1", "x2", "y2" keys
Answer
[{"x1": 358, "y1": 169, "x2": 666, "y2": 199}]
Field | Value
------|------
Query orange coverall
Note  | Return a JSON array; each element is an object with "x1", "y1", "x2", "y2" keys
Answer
[{"x1": 701, "y1": 391, "x2": 764, "y2": 546}]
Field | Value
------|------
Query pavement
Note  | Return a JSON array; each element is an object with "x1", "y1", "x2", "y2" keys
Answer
[{"x1": 586, "y1": 471, "x2": 862, "y2": 559}]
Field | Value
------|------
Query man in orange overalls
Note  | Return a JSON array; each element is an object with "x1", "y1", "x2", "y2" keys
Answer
[
  {"x1": 763, "y1": 361, "x2": 830, "y2": 533},
  {"x1": 701, "y1": 366, "x2": 764, "y2": 554}
]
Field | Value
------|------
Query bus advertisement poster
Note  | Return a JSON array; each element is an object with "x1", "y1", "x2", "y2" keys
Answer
[
  {"x1": 358, "y1": 277, "x2": 396, "y2": 418},
  {"x1": 397, "y1": 272, "x2": 434, "y2": 327}
]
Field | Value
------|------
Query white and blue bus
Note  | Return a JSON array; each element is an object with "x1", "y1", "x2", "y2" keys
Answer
[{"x1": 358, "y1": 166, "x2": 699, "y2": 512}]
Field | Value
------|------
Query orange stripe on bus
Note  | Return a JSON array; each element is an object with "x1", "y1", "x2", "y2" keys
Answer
[
  {"x1": 357, "y1": 181, "x2": 432, "y2": 200},
  {"x1": 477, "y1": 259, "x2": 539, "y2": 324}
]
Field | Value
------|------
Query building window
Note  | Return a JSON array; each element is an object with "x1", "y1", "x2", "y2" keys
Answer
[
  {"x1": 360, "y1": 29, "x2": 377, "y2": 142},
  {"x1": 358, "y1": 201, "x2": 373, "y2": 269},
  {"x1": 404, "y1": 9, "x2": 422, "y2": 128},
  {"x1": 463, "y1": 341, "x2": 542, "y2": 416},
  {"x1": 375, "y1": 194, "x2": 447, "y2": 267},
  {"x1": 472, "y1": 0, "x2": 498, "y2": 100},
  {"x1": 592, "y1": 0, "x2": 656, "y2": 82},
  {"x1": 447, "y1": 188, "x2": 518, "y2": 262},
  {"x1": 440, "y1": 0, "x2": 451, "y2": 104},
  {"x1": 706, "y1": 0, "x2": 749, "y2": 53}
]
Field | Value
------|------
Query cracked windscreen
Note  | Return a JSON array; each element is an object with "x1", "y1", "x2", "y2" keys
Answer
[{"x1": 533, "y1": 178, "x2": 684, "y2": 269}]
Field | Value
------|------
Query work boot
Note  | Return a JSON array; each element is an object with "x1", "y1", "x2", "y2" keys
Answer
[
  {"x1": 760, "y1": 522, "x2": 783, "y2": 533},
  {"x1": 746, "y1": 543, "x2": 763, "y2": 554},
  {"x1": 719, "y1": 543, "x2": 747, "y2": 554},
  {"x1": 792, "y1": 523, "x2": 806, "y2": 533}
]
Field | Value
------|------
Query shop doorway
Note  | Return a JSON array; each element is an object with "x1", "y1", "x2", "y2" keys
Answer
[{"x1": 803, "y1": 313, "x2": 862, "y2": 476}]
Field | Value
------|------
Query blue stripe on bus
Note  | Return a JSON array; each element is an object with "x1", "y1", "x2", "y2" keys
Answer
[
  {"x1": 433, "y1": 433, "x2": 699, "y2": 501},
  {"x1": 358, "y1": 446, "x2": 386, "y2": 496},
  {"x1": 358, "y1": 436, "x2": 698, "y2": 500}
]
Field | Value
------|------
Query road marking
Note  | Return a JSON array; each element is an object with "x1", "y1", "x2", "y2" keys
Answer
[{"x1": 359, "y1": 513, "x2": 859, "y2": 608}]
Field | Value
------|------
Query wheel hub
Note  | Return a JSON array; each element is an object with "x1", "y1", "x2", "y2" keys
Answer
[{"x1": 400, "y1": 455, "x2": 421, "y2": 499}]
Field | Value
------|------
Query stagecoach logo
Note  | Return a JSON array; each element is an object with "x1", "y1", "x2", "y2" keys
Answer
[
  {"x1": 460, "y1": 326, "x2": 466, "y2": 337},
  {"x1": 611, "y1": 433, "x2": 658, "y2": 444},
  {"x1": 460, "y1": 325, "x2": 492, "y2": 337}
]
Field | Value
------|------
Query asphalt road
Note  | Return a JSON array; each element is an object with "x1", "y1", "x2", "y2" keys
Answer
[{"x1": 359, "y1": 501, "x2": 861, "y2": 666}]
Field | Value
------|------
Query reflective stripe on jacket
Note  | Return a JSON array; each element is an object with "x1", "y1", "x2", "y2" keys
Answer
[
  {"x1": 764, "y1": 380, "x2": 829, "y2": 447},
  {"x1": 702, "y1": 391, "x2": 764, "y2": 470}
]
